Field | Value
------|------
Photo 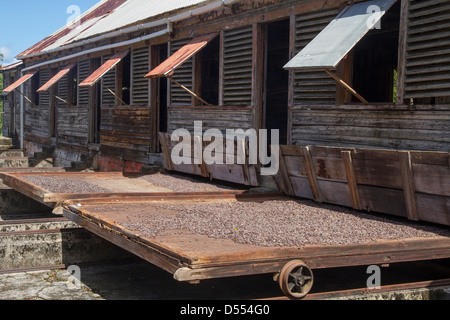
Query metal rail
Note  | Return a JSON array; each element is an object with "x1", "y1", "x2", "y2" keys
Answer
[{"x1": 265, "y1": 278, "x2": 450, "y2": 300}]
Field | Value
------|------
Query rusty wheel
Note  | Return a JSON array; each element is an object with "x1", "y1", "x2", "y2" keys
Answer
[{"x1": 279, "y1": 260, "x2": 314, "y2": 299}]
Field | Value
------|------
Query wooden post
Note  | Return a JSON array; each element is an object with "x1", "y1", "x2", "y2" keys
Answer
[
  {"x1": 159, "y1": 132, "x2": 174, "y2": 171},
  {"x1": 278, "y1": 146, "x2": 295, "y2": 196},
  {"x1": 238, "y1": 139, "x2": 250, "y2": 182},
  {"x1": 301, "y1": 146, "x2": 323, "y2": 203},
  {"x1": 400, "y1": 151, "x2": 419, "y2": 221},
  {"x1": 396, "y1": 0, "x2": 410, "y2": 105},
  {"x1": 342, "y1": 151, "x2": 362, "y2": 211},
  {"x1": 194, "y1": 135, "x2": 208, "y2": 178}
]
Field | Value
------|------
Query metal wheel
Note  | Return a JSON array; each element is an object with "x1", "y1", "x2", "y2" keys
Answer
[{"x1": 279, "y1": 260, "x2": 314, "y2": 299}]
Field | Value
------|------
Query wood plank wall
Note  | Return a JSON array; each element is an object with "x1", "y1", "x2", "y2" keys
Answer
[
  {"x1": 24, "y1": 69, "x2": 51, "y2": 142},
  {"x1": 55, "y1": 63, "x2": 89, "y2": 150},
  {"x1": 278, "y1": 145, "x2": 449, "y2": 226},
  {"x1": 290, "y1": 1, "x2": 450, "y2": 153},
  {"x1": 168, "y1": 106, "x2": 253, "y2": 134},
  {"x1": 290, "y1": 105, "x2": 450, "y2": 151},
  {"x1": 100, "y1": 106, "x2": 151, "y2": 164}
]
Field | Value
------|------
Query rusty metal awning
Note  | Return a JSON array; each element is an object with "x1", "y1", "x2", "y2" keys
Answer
[
  {"x1": 2, "y1": 71, "x2": 37, "y2": 94},
  {"x1": 37, "y1": 63, "x2": 77, "y2": 92},
  {"x1": 79, "y1": 51, "x2": 129, "y2": 87},
  {"x1": 145, "y1": 33, "x2": 218, "y2": 78}
]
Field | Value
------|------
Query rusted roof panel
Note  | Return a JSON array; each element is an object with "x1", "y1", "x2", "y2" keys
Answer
[
  {"x1": 79, "y1": 51, "x2": 129, "y2": 87},
  {"x1": 17, "y1": 0, "x2": 221, "y2": 59},
  {"x1": 146, "y1": 33, "x2": 218, "y2": 78},
  {"x1": 3, "y1": 72, "x2": 36, "y2": 93},
  {"x1": 17, "y1": 0, "x2": 128, "y2": 57},
  {"x1": 37, "y1": 63, "x2": 77, "y2": 92},
  {"x1": 0, "y1": 61, "x2": 23, "y2": 72}
]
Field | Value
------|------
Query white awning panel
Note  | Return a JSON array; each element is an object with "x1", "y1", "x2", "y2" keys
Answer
[{"x1": 284, "y1": 0, "x2": 397, "y2": 70}]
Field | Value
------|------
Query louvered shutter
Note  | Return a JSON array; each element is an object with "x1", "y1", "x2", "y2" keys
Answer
[
  {"x1": 404, "y1": 0, "x2": 450, "y2": 99},
  {"x1": 101, "y1": 54, "x2": 116, "y2": 106},
  {"x1": 222, "y1": 26, "x2": 253, "y2": 106},
  {"x1": 293, "y1": 9, "x2": 339, "y2": 105},
  {"x1": 78, "y1": 60, "x2": 90, "y2": 106},
  {"x1": 39, "y1": 69, "x2": 51, "y2": 108},
  {"x1": 57, "y1": 72, "x2": 68, "y2": 108},
  {"x1": 170, "y1": 39, "x2": 193, "y2": 105},
  {"x1": 132, "y1": 46, "x2": 150, "y2": 106}
]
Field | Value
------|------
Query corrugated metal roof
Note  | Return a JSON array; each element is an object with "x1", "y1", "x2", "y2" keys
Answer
[
  {"x1": 17, "y1": 0, "x2": 217, "y2": 58},
  {"x1": 0, "y1": 61, "x2": 23, "y2": 71}
]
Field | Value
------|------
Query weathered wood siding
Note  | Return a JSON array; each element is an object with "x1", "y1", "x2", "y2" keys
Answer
[
  {"x1": 56, "y1": 106, "x2": 89, "y2": 148},
  {"x1": 100, "y1": 105, "x2": 151, "y2": 163},
  {"x1": 24, "y1": 69, "x2": 51, "y2": 141},
  {"x1": 290, "y1": 105, "x2": 450, "y2": 152},
  {"x1": 55, "y1": 63, "x2": 89, "y2": 149},
  {"x1": 278, "y1": 145, "x2": 449, "y2": 226},
  {"x1": 405, "y1": 0, "x2": 450, "y2": 99},
  {"x1": 168, "y1": 106, "x2": 253, "y2": 134}
]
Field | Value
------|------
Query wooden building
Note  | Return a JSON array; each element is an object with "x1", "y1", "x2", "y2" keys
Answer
[
  {"x1": 1, "y1": 0, "x2": 449, "y2": 223},
  {"x1": 1, "y1": 61, "x2": 24, "y2": 149}
]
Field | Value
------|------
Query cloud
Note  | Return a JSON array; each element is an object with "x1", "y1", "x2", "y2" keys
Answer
[{"x1": 0, "y1": 46, "x2": 18, "y2": 65}]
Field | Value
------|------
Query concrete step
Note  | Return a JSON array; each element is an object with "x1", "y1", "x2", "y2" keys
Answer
[
  {"x1": 0, "y1": 150, "x2": 25, "y2": 157},
  {"x1": 0, "y1": 218, "x2": 78, "y2": 232},
  {"x1": 0, "y1": 219, "x2": 134, "y2": 271},
  {"x1": 0, "y1": 157, "x2": 31, "y2": 168}
]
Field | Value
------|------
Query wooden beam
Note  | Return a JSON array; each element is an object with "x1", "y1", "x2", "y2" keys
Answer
[
  {"x1": 278, "y1": 147, "x2": 295, "y2": 196},
  {"x1": 301, "y1": 146, "x2": 323, "y2": 203},
  {"x1": 396, "y1": 0, "x2": 410, "y2": 105},
  {"x1": 342, "y1": 151, "x2": 362, "y2": 210},
  {"x1": 168, "y1": 77, "x2": 212, "y2": 106},
  {"x1": 159, "y1": 132, "x2": 174, "y2": 171},
  {"x1": 399, "y1": 151, "x2": 419, "y2": 221},
  {"x1": 323, "y1": 68, "x2": 369, "y2": 105}
]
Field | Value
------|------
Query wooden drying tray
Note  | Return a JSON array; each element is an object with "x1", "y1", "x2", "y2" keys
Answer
[
  {"x1": 62, "y1": 195, "x2": 450, "y2": 290},
  {"x1": 0, "y1": 171, "x2": 251, "y2": 208}
]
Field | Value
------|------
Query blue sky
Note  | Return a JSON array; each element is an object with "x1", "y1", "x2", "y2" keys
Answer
[{"x1": 0, "y1": 0, "x2": 98, "y2": 65}]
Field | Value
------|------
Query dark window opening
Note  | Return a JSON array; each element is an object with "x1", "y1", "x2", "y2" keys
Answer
[
  {"x1": 264, "y1": 19, "x2": 290, "y2": 145},
  {"x1": 158, "y1": 44, "x2": 168, "y2": 134},
  {"x1": 67, "y1": 66, "x2": 78, "y2": 106},
  {"x1": 199, "y1": 36, "x2": 220, "y2": 106},
  {"x1": 90, "y1": 58, "x2": 102, "y2": 144},
  {"x1": 31, "y1": 72, "x2": 40, "y2": 106},
  {"x1": 352, "y1": 1, "x2": 400, "y2": 103},
  {"x1": 121, "y1": 54, "x2": 131, "y2": 105}
]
